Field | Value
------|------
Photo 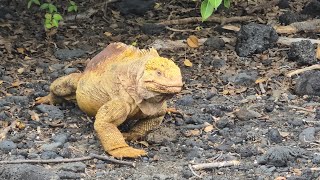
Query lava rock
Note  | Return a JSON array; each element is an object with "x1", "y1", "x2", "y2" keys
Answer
[
  {"x1": 301, "y1": 0, "x2": 320, "y2": 16},
  {"x1": 41, "y1": 151, "x2": 59, "y2": 159},
  {"x1": 288, "y1": 40, "x2": 316, "y2": 65},
  {"x1": 6, "y1": 96, "x2": 29, "y2": 106},
  {"x1": 215, "y1": 117, "x2": 230, "y2": 129},
  {"x1": 52, "y1": 133, "x2": 69, "y2": 144},
  {"x1": 204, "y1": 37, "x2": 225, "y2": 50},
  {"x1": 0, "y1": 164, "x2": 59, "y2": 180},
  {"x1": 146, "y1": 127, "x2": 178, "y2": 144},
  {"x1": 235, "y1": 108, "x2": 262, "y2": 120},
  {"x1": 279, "y1": 11, "x2": 308, "y2": 25},
  {"x1": 54, "y1": 49, "x2": 86, "y2": 60},
  {"x1": 64, "y1": 68, "x2": 78, "y2": 74},
  {"x1": 41, "y1": 142, "x2": 63, "y2": 151},
  {"x1": 232, "y1": 71, "x2": 258, "y2": 86},
  {"x1": 57, "y1": 171, "x2": 82, "y2": 179},
  {"x1": 57, "y1": 162, "x2": 86, "y2": 173},
  {"x1": 36, "y1": 104, "x2": 64, "y2": 119},
  {"x1": 204, "y1": 104, "x2": 226, "y2": 117},
  {"x1": 316, "y1": 108, "x2": 320, "y2": 120},
  {"x1": 0, "y1": 65, "x2": 4, "y2": 77},
  {"x1": 235, "y1": 23, "x2": 279, "y2": 57},
  {"x1": 257, "y1": 146, "x2": 305, "y2": 167},
  {"x1": 294, "y1": 70, "x2": 320, "y2": 96},
  {"x1": 176, "y1": 95, "x2": 194, "y2": 106},
  {"x1": 0, "y1": 140, "x2": 17, "y2": 152},
  {"x1": 238, "y1": 145, "x2": 258, "y2": 157},
  {"x1": 141, "y1": 23, "x2": 166, "y2": 35},
  {"x1": 312, "y1": 154, "x2": 320, "y2": 164},
  {"x1": 277, "y1": 0, "x2": 290, "y2": 9},
  {"x1": 299, "y1": 127, "x2": 316, "y2": 144},
  {"x1": 117, "y1": 0, "x2": 155, "y2": 15},
  {"x1": 268, "y1": 128, "x2": 283, "y2": 143}
]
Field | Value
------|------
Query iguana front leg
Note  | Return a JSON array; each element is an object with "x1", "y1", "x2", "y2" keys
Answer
[
  {"x1": 94, "y1": 100, "x2": 147, "y2": 158},
  {"x1": 123, "y1": 116, "x2": 164, "y2": 141}
]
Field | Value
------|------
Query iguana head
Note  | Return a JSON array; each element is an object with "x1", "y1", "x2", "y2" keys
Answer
[{"x1": 139, "y1": 57, "x2": 183, "y2": 95}]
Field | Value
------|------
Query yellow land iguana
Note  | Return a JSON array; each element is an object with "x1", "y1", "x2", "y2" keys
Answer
[{"x1": 36, "y1": 42, "x2": 183, "y2": 158}]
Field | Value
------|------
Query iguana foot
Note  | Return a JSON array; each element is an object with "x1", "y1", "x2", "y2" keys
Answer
[
  {"x1": 35, "y1": 95, "x2": 53, "y2": 104},
  {"x1": 122, "y1": 132, "x2": 143, "y2": 141},
  {"x1": 109, "y1": 146, "x2": 147, "y2": 158}
]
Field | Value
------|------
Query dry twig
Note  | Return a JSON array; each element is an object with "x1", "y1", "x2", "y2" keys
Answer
[
  {"x1": 157, "y1": 16, "x2": 254, "y2": 26},
  {"x1": 275, "y1": 19, "x2": 320, "y2": 34},
  {"x1": 0, "y1": 153, "x2": 136, "y2": 167},
  {"x1": 192, "y1": 160, "x2": 240, "y2": 170},
  {"x1": 288, "y1": 105, "x2": 316, "y2": 113},
  {"x1": 286, "y1": 64, "x2": 320, "y2": 77}
]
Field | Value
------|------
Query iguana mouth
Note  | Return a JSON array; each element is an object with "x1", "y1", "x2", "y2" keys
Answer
[{"x1": 144, "y1": 81, "x2": 182, "y2": 94}]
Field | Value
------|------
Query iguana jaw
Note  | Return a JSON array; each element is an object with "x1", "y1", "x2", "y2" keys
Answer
[{"x1": 144, "y1": 81, "x2": 183, "y2": 94}]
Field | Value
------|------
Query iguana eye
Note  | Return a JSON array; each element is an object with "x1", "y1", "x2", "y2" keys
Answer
[{"x1": 156, "y1": 70, "x2": 162, "y2": 76}]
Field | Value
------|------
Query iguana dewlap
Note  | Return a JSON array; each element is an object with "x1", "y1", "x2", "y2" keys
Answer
[{"x1": 36, "y1": 42, "x2": 183, "y2": 158}]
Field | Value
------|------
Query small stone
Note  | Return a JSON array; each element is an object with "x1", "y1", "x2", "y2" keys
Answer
[
  {"x1": 42, "y1": 142, "x2": 62, "y2": 151},
  {"x1": 299, "y1": 127, "x2": 316, "y2": 143},
  {"x1": 59, "y1": 147, "x2": 72, "y2": 158},
  {"x1": 277, "y1": 0, "x2": 290, "y2": 9},
  {"x1": 176, "y1": 95, "x2": 194, "y2": 106},
  {"x1": 279, "y1": 11, "x2": 308, "y2": 25},
  {"x1": 64, "y1": 68, "x2": 78, "y2": 74},
  {"x1": 146, "y1": 127, "x2": 178, "y2": 144},
  {"x1": 0, "y1": 164, "x2": 59, "y2": 180},
  {"x1": 117, "y1": 0, "x2": 155, "y2": 15},
  {"x1": 312, "y1": 154, "x2": 320, "y2": 164},
  {"x1": 236, "y1": 23, "x2": 279, "y2": 57},
  {"x1": 54, "y1": 49, "x2": 86, "y2": 60},
  {"x1": 204, "y1": 37, "x2": 225, "y2": 50},
  {"x1": 52, "y1": 133, "x2": 69, "y2": 144},
  {"x1": 182, "y1": 169, "x2": 193, "y2": 178},
  {"x1": 36, "y1": 104, "x2": 64, "y2": 119},
  {"x1": 232, "y1": 72, "x2": 258, "y2": 86},
  {"x1": 257, "y1": 146, "x2": 305, "y2": 167},
  {"x1": 41, "y1": 151, "x2": 58, "y2": 159},
  {"x1": 294, "y1": 70, "x2": 320, "y2": 96},
  {"x1": 288, "y1": 40, "x2": 316, "y2": 65},
  {"x1": 58, "y1": 162, "x2": 86, "y2": 173},
  {"x1": 58, "y1": 171, "x2": 82, "y2": 179},
  {"x1": 215, "y1": 117, "x2": 230, "y2": 129},
  {"x1": 0, "y1": 140, "x2": 17, "y2": 152},
  {"x1": 6, "y1": 96, "x2": 29, "y2": 106},
  {"x1": 268, "y1": 128, "x2": 282, "y2": 143},
  {"x1": 238, "y1": 145, "x2": 258, "y2": 157},
  {"x1": 235, "y1": 108, "x2": 262, "y2": 120},
  {"x1": 301, "y1": 0, "x2": 320, "y2": 16},
  {"x1": 141, "y1": 23, "x2": 166, "y2": 35}
]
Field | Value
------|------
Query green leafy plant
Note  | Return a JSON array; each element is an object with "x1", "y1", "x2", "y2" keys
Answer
[
  {"x1": 201, "y1": 0, "x2": 231, "y2": 21},
  {"x1": 27, "y1": 0, "x2": 77, "y2": 29},
  {"x1": 68, "y1": 1, "x2": 78, "y2": 12}
]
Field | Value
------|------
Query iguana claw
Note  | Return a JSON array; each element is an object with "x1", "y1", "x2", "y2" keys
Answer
[{"x1": 109, "y1": 147, "x2": 147, "y2": 158}]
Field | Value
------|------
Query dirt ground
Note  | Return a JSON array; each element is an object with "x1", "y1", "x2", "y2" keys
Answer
[{"x1": 1, "y1": 0, "x2": 320, "y2": 179}]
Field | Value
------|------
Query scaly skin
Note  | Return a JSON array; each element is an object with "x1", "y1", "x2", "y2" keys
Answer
[{"x1": 36, "y1": 42, "x2": 183, "y2": 158}]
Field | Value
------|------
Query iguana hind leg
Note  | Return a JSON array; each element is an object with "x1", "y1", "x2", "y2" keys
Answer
[
  {"x1": 123, "y1": 103, "x2": 167, "y2": 141},
  {"x1": 36, "y1": 73, "x2": 82, "y2": 104},
  {"x1": 95, "y1": 100, "x2": 147, "y2": 158}
]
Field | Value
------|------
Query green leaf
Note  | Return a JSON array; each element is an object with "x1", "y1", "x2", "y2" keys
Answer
[
  {"x1": 33, "y1": 0, "x2": 40, "y2": 5},
  {"x1": 70, "y1": 1, "x2": 76, "y2": 5},
  {"x1": 52, "y1": 19, "x2": 59, "y2": 27},
  {"x1": 48, "y1": 4, "x2": 57, "y2": 13},
  {"x1": 40, "y1": 3, "x2": 49, "y2": 10},
  {"x1": 53, "y1": 13, "x2": 63, "y2": 20},
  {"x1": 224, "y1": 0, "x2": 230, "y2": 8},
  {"x1": 44, "y1": 13, "x2": 52, "y2": 20},
  {"x1": 45, "y1": 23, "x2": 52, "y2": 29},
  {"x1": 27, "y1": 1, "x2": 32, "y2": 8},
  {"x1": 67, "y1": 6, "x2": 74, "y2": 12},
  {"x1": 201, "y1": 0, "x2": 214, "y2": 21},
  {"x1": 73, "y1": 5, "x2": 78, "y2": 12},
  {"x1": 208, "y1": 0, "x2": 222, "y2": 9}
]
